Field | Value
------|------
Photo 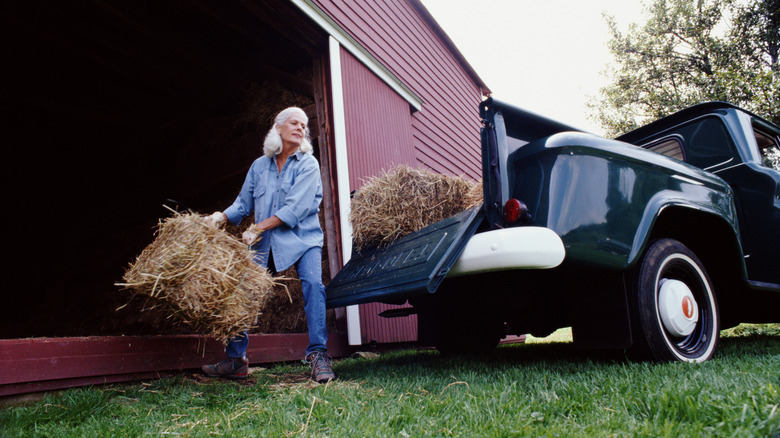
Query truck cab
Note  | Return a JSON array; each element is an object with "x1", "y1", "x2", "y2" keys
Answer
[{"x1": 617, "y1": 102, "x2": 780, "y2": 287}]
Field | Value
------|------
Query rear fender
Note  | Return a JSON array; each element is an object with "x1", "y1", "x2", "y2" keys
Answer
[{"x1": 631, "y1": 201, "x2": 745, "y2": 275}]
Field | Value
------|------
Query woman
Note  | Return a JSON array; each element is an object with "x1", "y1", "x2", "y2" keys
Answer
[{"x1": 201, "y1": 107, "x2": 334, "y2": 383}]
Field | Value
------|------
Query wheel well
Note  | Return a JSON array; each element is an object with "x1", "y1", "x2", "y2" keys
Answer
[{"x1": 647, "y1": 207, "x2": 746, "y2": 324}]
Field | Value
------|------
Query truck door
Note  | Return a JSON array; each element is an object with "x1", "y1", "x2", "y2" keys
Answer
[{"x1": 713, "y1": 122, "x2": 780, "y2": 285}]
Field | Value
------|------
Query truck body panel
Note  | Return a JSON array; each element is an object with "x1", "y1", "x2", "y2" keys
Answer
[{"x1": 508, "y1": 131, "x2": 739, "y2": 271}]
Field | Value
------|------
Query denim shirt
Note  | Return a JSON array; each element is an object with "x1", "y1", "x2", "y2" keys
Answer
[{"x1": 223, "y1": 150, "x2": 324, "y2": 271}]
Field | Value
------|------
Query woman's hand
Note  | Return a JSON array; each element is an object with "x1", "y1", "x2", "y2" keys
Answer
[
  {"x1": 206, "y1": 211, "x2": 227, "y2": 227},
  {"x1": 241, "y1": 216, "x2": 281, "y2": 245},
  {"x1": 242, "y1": 224, "x2": 263, "y2": 245}
]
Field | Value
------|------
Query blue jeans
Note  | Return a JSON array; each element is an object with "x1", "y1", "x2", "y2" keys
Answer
[{"x1": 226, "y1": 246, "x2": 328, "y2": 358}]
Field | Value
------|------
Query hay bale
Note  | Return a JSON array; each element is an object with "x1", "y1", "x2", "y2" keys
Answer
[
  {"x1": 350, "y1": 165, "x2": 483, "y2": 251},
  {"x1": 253, "y1": 266, "x2": 307, "y2": 334},
  {"x1": 249, "y1": 267, "x2": 338, "y2": 334},
  {"x1": 238, "y1": 79, "x2": 313, "y2": 130},
  {"x1": 117, "y1": 212, "x2": 279, "y2": 343}
]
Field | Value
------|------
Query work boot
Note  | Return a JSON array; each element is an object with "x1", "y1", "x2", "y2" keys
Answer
[
  {"x1": 201, "y1": 357, "x2": 249, "y2": 380},
  {"x1": 305, "y1": 351, "x2": 335, "y2": 383}
]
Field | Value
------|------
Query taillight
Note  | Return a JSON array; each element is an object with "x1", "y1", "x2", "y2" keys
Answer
[{"x1": 503, "y1": 199, "x2": 530, "y2": 225}]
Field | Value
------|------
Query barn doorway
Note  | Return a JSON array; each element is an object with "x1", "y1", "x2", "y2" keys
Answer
[{"x1": 5, "y1": 0, "x2": 339, "y2": 339}]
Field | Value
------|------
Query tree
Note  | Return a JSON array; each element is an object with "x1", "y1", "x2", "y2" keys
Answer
[
  {"x1": 590, "y1": 0, "x2": 780, "y2": 138},
  {"x1": 726, "y1": 0, "x2": 780, "y2": 122},
  {"x1": 765, "y1": 148, "x2": 780, "y2": 169}
]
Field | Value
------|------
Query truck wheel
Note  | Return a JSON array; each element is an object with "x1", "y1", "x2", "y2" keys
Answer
[{"x1": 629, "y1": 238, "x2": 719, "y2": 362}]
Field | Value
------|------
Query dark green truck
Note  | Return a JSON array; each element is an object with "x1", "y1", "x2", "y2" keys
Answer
[{"x1": 326, "y1": 98, "x2": 780, "y2": 363}]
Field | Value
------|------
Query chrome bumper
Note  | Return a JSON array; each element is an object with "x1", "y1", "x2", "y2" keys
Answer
[{"x1": 447, "y1": 227, "x2": 565, "y2": 277}]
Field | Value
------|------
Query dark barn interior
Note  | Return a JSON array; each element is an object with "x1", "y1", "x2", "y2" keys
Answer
[{"x1": 5, "y1": 1, "x2": 331, "y2": 338}]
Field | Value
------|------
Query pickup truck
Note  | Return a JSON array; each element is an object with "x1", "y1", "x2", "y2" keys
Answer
[{"x1": 326, "y1": 98, "x2": 780, "y2": 363}]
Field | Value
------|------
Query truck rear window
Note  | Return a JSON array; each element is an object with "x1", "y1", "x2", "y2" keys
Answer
[
  {"x1": 646, "y1": 137, "x2": 684, "y2": 161},
  {"x1": 640, "y1": 117, "x2": 736, "y2": 170}
]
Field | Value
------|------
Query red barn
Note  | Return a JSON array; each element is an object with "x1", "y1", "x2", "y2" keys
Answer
[{"x1": 2, "y1": 0, "x2": 489, "y2": 397}]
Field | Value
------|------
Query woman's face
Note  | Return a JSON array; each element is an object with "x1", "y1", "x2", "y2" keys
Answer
[{"x1": 278, "y1": 113, "x2": 307, "y2": 148}]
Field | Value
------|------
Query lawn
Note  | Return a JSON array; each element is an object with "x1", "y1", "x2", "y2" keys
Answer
[{"x1": 1, "y1": 324, "x2": 778, "y2": 437}]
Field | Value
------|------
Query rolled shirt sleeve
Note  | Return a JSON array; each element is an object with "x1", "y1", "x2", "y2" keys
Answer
[{"x1": 223, "y1": 159, "x2": 262, "y2": 225}]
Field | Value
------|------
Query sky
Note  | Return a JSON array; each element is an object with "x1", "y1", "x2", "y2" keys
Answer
[{"x1": 420, "y1": 0, "x2": 648, "y2": 135}]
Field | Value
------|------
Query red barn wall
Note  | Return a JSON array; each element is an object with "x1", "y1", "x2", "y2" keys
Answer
[
  {"x1": 319, "y1": 0, "x2": 487, "y2": 345},
  {"x1": 340, "y1": 46, "x2": 417, "y2": 180},
  {"x1": 316, "y1": 0, "x2": 484, "y2": 180},
  {"x1": 339, "y1": 46, "x2": 420, "y2": 344}
]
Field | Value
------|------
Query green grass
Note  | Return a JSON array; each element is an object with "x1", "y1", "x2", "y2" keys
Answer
[{"x1": 2, "y1": 324, "x2": 778, "y2": 437}]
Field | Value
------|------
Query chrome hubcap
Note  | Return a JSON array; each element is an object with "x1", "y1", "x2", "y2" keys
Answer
[{"x1": 658, "y1": 278, "x2": 699, "y2": 337}]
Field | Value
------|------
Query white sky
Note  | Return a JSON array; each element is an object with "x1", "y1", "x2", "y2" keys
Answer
[{"x1": 420, "y1": 0, "x2": 648, "y2": 135}]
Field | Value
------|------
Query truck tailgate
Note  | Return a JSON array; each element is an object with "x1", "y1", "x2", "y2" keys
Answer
[{"x1": 326, "y1": 205, "x2": 484, "y2": 308}]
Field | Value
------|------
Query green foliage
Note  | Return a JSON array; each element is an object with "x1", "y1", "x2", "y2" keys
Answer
[
  {"x1": 590, "y1": 0, "x2": 780, "y2": 137},
  {"x1": 722, "y1": 322, "x2": 780, "y2": 337},
  {"x1": 2, "y1": 325, "x2": 778, "y2": 437},
  {"x1": 765, "y1": 146, "x2": 780, "y2": 169}
]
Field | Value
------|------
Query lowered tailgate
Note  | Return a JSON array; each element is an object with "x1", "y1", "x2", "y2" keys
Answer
[{"x1": 326, "y1": 205, "x2": 484, "y2": 308}]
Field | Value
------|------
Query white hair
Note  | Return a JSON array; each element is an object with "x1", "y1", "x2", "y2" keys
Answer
[{"x1": 262, "y1": 107, "x2": 313, "y2": 158}]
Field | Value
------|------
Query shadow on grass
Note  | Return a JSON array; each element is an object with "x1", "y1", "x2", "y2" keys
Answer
[
  {"x1": 718, "y1": 332, "x2": 780, "y2": 356},
  {"x1": 334, "y1": 341, "x2": 618, "y2": 382},
  {"x1": 334, "y1": 332, "x2": 780, "y2": 383}
]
